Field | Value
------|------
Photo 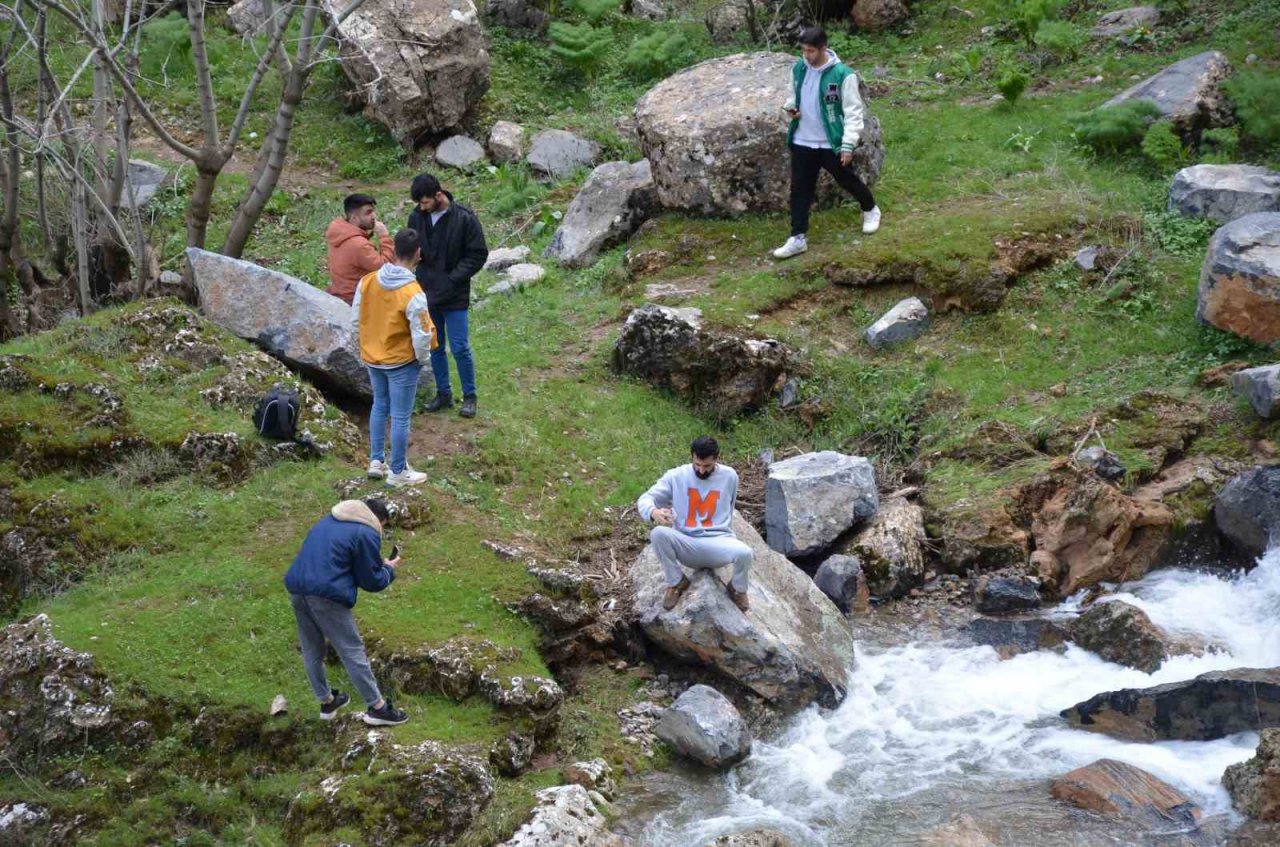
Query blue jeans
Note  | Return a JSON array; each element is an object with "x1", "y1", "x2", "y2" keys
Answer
[
  {"x1": 367, "y1": 361, "x2": 421, "y2": 473},
  {"x1": 428, "y1": 306, "x2": 476, "y2": 399}
]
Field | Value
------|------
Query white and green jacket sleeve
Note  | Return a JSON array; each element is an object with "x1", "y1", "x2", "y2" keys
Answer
[{"x1": 838, "y1": 71, "x2": 866, "y2": 153}]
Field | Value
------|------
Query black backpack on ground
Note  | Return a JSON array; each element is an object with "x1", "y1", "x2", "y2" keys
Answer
[{"x1": 252, "y1": 386, "x2": 300, "y2": 441}]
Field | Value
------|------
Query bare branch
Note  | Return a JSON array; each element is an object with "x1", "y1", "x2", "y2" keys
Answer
[{"x1": 224, "y1": 0, "x2": 298, "y2": 154}]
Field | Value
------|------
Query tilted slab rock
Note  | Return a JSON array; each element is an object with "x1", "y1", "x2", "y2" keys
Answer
[
  {"x1": 631, "y1": 513, "x2": 854, "y2": 709},
  {"x1": 1103, "y1": 50, "x2": 1232, "y2": 136},
  {"x1": 1051, "y1": 759, "x2": 1201, "y2": 827},
  {"x1": 1170, "y1": 164, "x2": 1280, "y2": 225},
  {"x1": 765, "y1": 451, "x2": 878, "y2": 558},
  {"x1": 1197, "y1": 212, "x2": 1280, "y2": 345},
  {"x1": 545, "y1": 160, "x2": 658, "y2": 269},
  {"x1": 527, "y1": 129, "x2": 600, "y2": 180}
]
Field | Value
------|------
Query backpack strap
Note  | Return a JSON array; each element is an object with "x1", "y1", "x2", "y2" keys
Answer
[{"x1": 276, "y1": 392, "x2": 294, "y2": 438}]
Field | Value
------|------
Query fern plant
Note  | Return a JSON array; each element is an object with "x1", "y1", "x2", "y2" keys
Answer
[
  {"x1": 1073, "y1": 101, "x2": 1162, "y2": 154},
  {"x1": 549, "y1": 22, "x2": 614, "y2": 73},
  {"x1": 1224, "y1": 71, "x2": 1280, "y2": 148},
  {"x1": 568, "y1": 0, "x2": 621, "y2": 24},
  {"x1": 489, "y1": 164, "x2": 544, "y2": 217},
  {"x1": 997, "y1": 69, "x2": 1029, "y2": 104},
  {"x1": 1140, "y1": 121, "x2": 1186, "y2": 171},
  {"x1": 1033, "y1": 20, "x2": 1085, "y2": 61},
  {"x1": 625, "y1": 29, "x2": 691, "y2": 80}
]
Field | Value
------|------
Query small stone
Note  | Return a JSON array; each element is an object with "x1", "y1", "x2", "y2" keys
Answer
[
  {"x1": 435, "y1": 135, "x2": 486, "y2": 171},
  {"x1": 270, "y1": 694, "x2": 288, "y2": 715},
  {"x1": 1050, "y1": 383, "x2": 1067, "y2": 398},
  {"x1": 864, "y1": 297, "x2": 929, "y2": 349},
  {"x1": 484, "y1": 246, "x2": 531, "y2": 272},
  {"x1": 1076, "y1": 445, "x2": 1126, "y2": 482},
  {"x1": 1074, "y1": 246, "x2": 1099, "y2": 271},
  {"x1": 488, "y1": 120, "x2": 526, "y2": 164},
  {"x1": 502, "y1": 263, "x2": 546, "y2": 285}
]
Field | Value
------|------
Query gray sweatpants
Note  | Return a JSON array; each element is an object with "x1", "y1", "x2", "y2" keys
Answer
[
  {"x1": 289, "y1": 593, "x2": 382, "y2": 707},
  {"x1": 651, "y1": 526, "x2": 752, "y2": 592}
]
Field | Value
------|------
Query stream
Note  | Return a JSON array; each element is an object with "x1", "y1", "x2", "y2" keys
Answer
[{"x1": 614, "y1": 547, "x2": 1280, "y2": 846}]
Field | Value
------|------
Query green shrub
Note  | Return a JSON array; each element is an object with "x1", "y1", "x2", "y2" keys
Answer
[
  {"x1": 1033, "y1": 19, "x2": 1085, "y2": 61},
  {"x1": 625, "y1": 29, "x2": 692, "y2": 80},
  {"x1": 997, "y1": 69, "x2": 1029, "y2": 104},
  {"x1": 1073, "y1": 101, "x2": 1161, "y2": 154},
  {"x1": 1014, "y1": 0, "x2": 1065, "y2": 46},
  {"x1": 568, "y1": 0, "x2": 621, "y2": 24},
  {"x1": 1200, "y1": 126, "x2": 1240, "y2": 161},
  {"x1": 1224, "y1": 70, "x2": 1280, "y2": 148},
  {"x1": 549, "y1": 22, "x2": 614, "y2": 73},
  {"x1": 1140, "y1": 121, "x2": 1186, "y2": 170},
  {"x1": 489, "y1": 165, "x2": 544, "y2": 217}
]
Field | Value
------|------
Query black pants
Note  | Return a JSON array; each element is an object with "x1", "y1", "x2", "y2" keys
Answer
[{"x1": 789, "y1": 144, "x2": 876, "y2": 237}]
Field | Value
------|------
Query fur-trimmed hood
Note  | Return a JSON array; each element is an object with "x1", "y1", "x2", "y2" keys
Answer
[{"x1": 331, "y1": 499, "x2": 382, "y2": 536}]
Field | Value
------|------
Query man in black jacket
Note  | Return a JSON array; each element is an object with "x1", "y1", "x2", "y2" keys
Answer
[{"x1": 408, "y1": 173, "x2": 489, "y2": 419}]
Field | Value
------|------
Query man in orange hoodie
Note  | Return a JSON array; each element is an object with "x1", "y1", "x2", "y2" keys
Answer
[{"x1": 325, "y1": 193, "x2": 394, "y2": 304}]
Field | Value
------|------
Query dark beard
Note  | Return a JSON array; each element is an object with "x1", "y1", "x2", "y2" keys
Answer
[{"x1": 694, "y1": 467, "x2": 713, "y2": 480}]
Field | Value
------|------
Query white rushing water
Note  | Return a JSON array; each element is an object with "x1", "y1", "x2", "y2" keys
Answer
[{"x1": 619, "y1": 548, "x2": 1280, "y2": 846}]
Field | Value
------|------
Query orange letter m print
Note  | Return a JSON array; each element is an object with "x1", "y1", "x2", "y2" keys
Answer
[{"x1": 685, "y1": 489, "x2": 720, "y2": 528}]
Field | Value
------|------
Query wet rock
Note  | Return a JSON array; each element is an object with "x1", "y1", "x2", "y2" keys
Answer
[
  {"x1": 1092, "y1": 6, "x2": 1160, "y2": 38},
  {"x1": 655, "y1": 684, "x2": 752, "y2": 768},
  {"x1": 967, "y1": 617, "x2": 1069, "y2": 659},
  {"x1": 1062, "y1": 668, "x2": 1280, "y2": 741},
  {"x1": 1224, "y1": 728, "x2": 1280, "y2": 821},
  {"x1": 545, "y1": 160, "x2": 658, "y2": 268},
  {"x1": 636, "y1": 52, "x2": 883, "y2": 216},
  {"x1": 527, "y1": 129, "x2": 600, "y2": 180},
  {"x1": 631, "y1": 513, "x2": 854, "y2": 709},
  {"x1": 564, "y1": 759, "x2": 617, "y2": 801},
  {"x1": 1102, "y1": 50, "x2": 1232, "y2": 137},
  {"x1": 765, "y1": 451, "x2": 878, "y2": 557},
  {"x1": 812, "y1": 553, "x2": 869, "y2": 614},
  {"x1": 186, "y1": 248, "x2": 374, "y2": 399},
  {"x1": 1071, "y1": 600, "x2": 1173, "y2": 673},
  {"x1": 0, "y1": 614, "x2": 117, "y2": 764},
  {"x1": 612, "y1": 305, "x2": 791, "y2": 420},
  {"x1": 921, "y1": 815, "x2": 994, "y2": 847},
  {"x1": 864, "y1": 297, "x2": 929, "y2": 349},
  {"x1": 488, "y1": 120, "x2": 527, "y2": 164},
  {"x1": 120, "y1": 159, "x2": 168, "y2": 210},
  {"x1": 436, "y1": 134, "x2": 486, "y2": 171},
  {"x1": 1052, "y1": 759, "x2": 1201, "y2": 827},
  {"x1": 489, "y1": 731, "x2": 536, "y2": 777},
  {"x1": 331, "y1": 0, "x2": 490, "y2": 144},
  {"x1": 932, "y1": 501, "x2": 1030, "y2": 573},
  {"x1": 972, "y1": 576, "x2": 1041, "y2": 615},
  {"x1": 484, "y1": 245, "x2": 531, "y2": 271},
  {"x1": 1213, "y1": 464, "x2": 1280, "y2": 560},
  {"x1": 838, "y1": 497, "x2": 926, "y2": 599},
  {"x1": 1170, "y1": 165, "x2": 1280, "y2": 225},
  {"x1": 1228, "y1": 822, "x2": 1280, "y2": 846},
  {"x1": 1076, "y1": 445, "x2": 1127, "y2": 482},
  {"x1": 852, "y1": 0, "x2": 909, "y2": 32},
  {"x1": 1197, "y1": 214, "x2": 1280, "y2": 342},
  {"x1": 706, "y1": 831, "x2": 795, "y2": 847},
  {"x1": 486, "y1": 0, "x2": 548, "y2": 33},
  {"x1": 1232, "y1": 365, "x2": 1280, "y2": 419},
  {"x1": 500, "y1": 784, "x2": 624, "y2": 847}
]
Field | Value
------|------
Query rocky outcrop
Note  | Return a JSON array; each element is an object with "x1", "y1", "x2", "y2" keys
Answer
[
  {"x1": 527, "y1": 129, "x2": 600, "y2": 180},
  {"x1": 1102, "y1": 50, "x2": 1232, "y2": 137},
  {"x1": 486, "y1": 0, "x2": 549, "y2": 33},
  {"x1": 764, "y1": 451, "x2": 878, "y2": 558},
  {"x1": 1233, "y1": 365, "x2": 1280, "y2": 419},
  {"x1": 1224, "y1": 729, "x2": 1280, "y2": 821},
  {"x1": 544, "y1": 160, "x2": 658, "y2": 268},
  {"x1": 563, "y1": 759, "x2": 618, "y2": 801},
  {"x1": 1051, "y1": 759, "x2": 1202, "y2": 827},
  {"x1": 1197, "y1": 212, "x2": 1280, "y2": 345},
  {"x1": 1092, "y1": 6, "x2": 1159, "y2": 37},
  {"x1": 329, "y1": 0, "x2": 490, "y2": 144},
  {"x1": 1229, "y1": 822, "x2": 1280, "y2": 846},
  {"x1": 1170, "y1": 165, "x2": 1280, "y2": 225},
  {"x1": 1062, "y1": 668, "x2": 1280, "y2": 741},
  {"x1": 972, "y1": 576, "x2": 1041, "y2": 615},
  {"x1": 611, "y1": 305, "x2": 790, "y2": 420},
  {"x1": 186, "y1": 248, "x2": 373, "y2": 399},
  {"x1": 636, "y1": 52, "x2": 884, "y2": 216},
  {"x1": 813, "y1": 554, "x2": 869, "y2": 613},
  {"x1": 1213, "y1": 465, "x2": 1280, "y2": 560},
  {"x1": 630, "y1": 513, "x2": 854, "y2": 708},
  {"x1": 500, "y1": 785, "x2": 624, "y2": 847},
  {"x1": 932, "y1": 500, "x2": 1030, "y2": 573},
  {"x1": 838, "y1": 497, "x2": 926, "y2": 598},
  {"x1": 865, "y1": 297, "x2": 929, "y2": 349},
  {"x1": 1071, "y1": 600, "x2": 1173, "y2": 673},
  {"x1": 436, "y1": 135, "x2": 486, "y2": 170},
  {"x1": 489, "y1": 121, "x2": 526, "y2": 164},
  {"x1": 851, "y1": 0, "x2": 908, "y2": 32},
  {"x1": 490, "y1": 731, "x2": 535, "y2": 777},
  {"x1": 655, "y1": 684, "x2": 752, "y2": 768},
  {"x1": 0, "y1": 614, "x2": 117, "y2": 764}
]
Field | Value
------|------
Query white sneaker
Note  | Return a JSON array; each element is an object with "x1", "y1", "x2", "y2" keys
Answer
[
  {"x1": 386, "y1": 467, "x2": 427, "y2": 487},
  {"x1": 367, "y1": 459, "x2": 388, "y2": 479},
  {"x1": 772, "y1": 235, "x2": 808, "y2": 259},
  {"x1": 862, "y1": 206, "x2": 881, "y2": 234}
]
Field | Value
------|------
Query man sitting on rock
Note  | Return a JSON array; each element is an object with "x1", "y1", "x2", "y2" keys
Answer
[
  {"x1": 325, "y1": 193, "x2": 394, "y2": 304},
  {"x1": 638, "y1": 436, "x2": 752, "y2": 613},
  {"x1": 284, "y1": 497, "x2": 409, "y2": 726}
]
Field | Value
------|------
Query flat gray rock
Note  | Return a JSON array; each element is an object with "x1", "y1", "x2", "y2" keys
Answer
[
  {"x1": 1170, "y1": 164, "x2": 1280, "y2": 224},
  {"x1": 765, "y1": 451, "x2": 878, "y2": 557},
  {"x1": 864, "y1": 296, "x2": 929, "y2": 349},
  {"x1": 488, "y1": 120, "x2": 525, "y2": 164},
  {"x1": 1092, "y1": 6, "x2": 1159, "y2": 37},
  {"x1": 545, "y1": 160, "x2": 658, "y2": 269},
  {"x1": 1196, "y1": 212, "x2": 1280, "y2": 344},
  {"x1": 1232, "y1": 364, "x2": 1280, "y2": 419},
  {"x1": 527, "y1": 129, "x2": 600, "y2": 180},
  {"x1": 1102, "y1": 50, "x2": 1232, "y2": 135},
  {"x1": 121, "y1": 160, "x2": 167, "y2": 209},
  {"x1": 655, "y1": 684, "x2": 751, "y2": 768},
  {"x1": 502, "y1": 263, "x2": 545, "y2": 284},
  {"x1": 484, "y1": 246, "x2": 531, "y2": 271},
  {"x1": 436, "y1": 135, "x2": 486, "y2": 170}
]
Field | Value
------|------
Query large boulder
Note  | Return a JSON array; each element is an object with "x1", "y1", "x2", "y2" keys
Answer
[
  {"x1": 527, "y1": 129, "x2": 600, "y2": 180},
  {"x1": 544, "y1": 160, "x2": 659, "y2": 269},
  {"x1": 851, "y1": 0, "x2": 908, "y2": 32},
  {"x1": 630, "y1": 512, "x2": 854, "y2": 708},
  {"x1": 227, "y1": 0, "x2": 270, "y2": 36},
  {"x1": 1170, "y1": 164, "x2": 1280, "y2": 225},
  {"x1": 1224, "y1": 729, "x2": 1280, "y2": 821},
  {"x1": 764, "y1": 451, "x2": 878, "y2": 557},
  {"x1": 1213, "y1": 465, "x2": 1280, "y2": 560},
  {"x1": 655, "y1": 684, "x2": 752, "y2": 768},
  {"x1": 837, "y1": 496, "x2": 926, "y2": 598},
  {"x1": 1102, "y1": 50, "x2": 1232, "y2": 137},
  {"x1": 611, "y1": 305, "x2": 790, "y2": 420},
  {"x1": 636, "y1": 52, "x2": 884, "y2": 216},
  {"x1": 1233, "y1": 365, "x2": 1280, "y2": 420},
  {"x1": 966, "y1": 617, "x2": 1069, "y2": 660},
  {"x1": 1092, "y1": 6, "x2": 1160, "y2": 38},
  {"x1": 812, "y1": 553, "x2": 868, "y2": 613},
  {"x1": 186, "y1": 247, "x2": 376, "y2": 399},
  {"x1": 1070, "y1": 600, "x2": 1174, "y2": 673},
  {"x1": 1051, "y1": 759, "x2": 1202, "y2": 827},
  {"x1": 329, "y1": 0, "x2": 490, "y2": 145},
  {"x1": 1196, "y1": 212, "x2": 1280, "y2": 345},
  {"x1": 500, "y1": 785, "x2": 624, "y2": 847},
  {"x1": 1062, "y1": 668, "x2": 1280, "y2": 741}
]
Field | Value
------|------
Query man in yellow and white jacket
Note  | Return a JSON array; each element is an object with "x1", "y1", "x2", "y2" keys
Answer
[{"x1": 351, "y1": 229, "x2": 435, "y2": 487}]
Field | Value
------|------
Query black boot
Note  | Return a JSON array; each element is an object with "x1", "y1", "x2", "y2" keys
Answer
[
  {"x1": 459, "y1": 396, "x2": 477, "y2": 419},
  {"x1": 422, "y1": 392, "x2": 453, "y2": 413}
]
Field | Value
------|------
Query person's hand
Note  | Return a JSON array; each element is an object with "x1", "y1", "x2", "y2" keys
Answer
[
  {"x1": 651, "y1": 508, "x2": 674, "y2": 527},
  {"x1": 785, "y1": 107, "x2": 800, "y2": 119},
  {"x1": 840, "y1": 150, "x2": 853, "y2": 167},
  {"x1": 385, "y1": 556, "x2": 402, "y2": 569},
  {"x1": 373, "y1": 219, "x2": 389, "y2": 238}
]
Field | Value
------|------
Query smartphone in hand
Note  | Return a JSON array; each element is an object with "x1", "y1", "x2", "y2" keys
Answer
[{"x1": 389, "y1": 544, "x2": 401, "y2": 561}]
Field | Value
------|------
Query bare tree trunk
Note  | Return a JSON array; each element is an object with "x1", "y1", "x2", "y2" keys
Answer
[
  {"x1": 187, "y1": 165, "x2": 219, "y2": 249},
  {"x1": 0, "y1": 28, "x2": 24, "y2": 337}
]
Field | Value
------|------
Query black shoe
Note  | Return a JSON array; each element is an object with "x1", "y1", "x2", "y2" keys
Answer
[
  {"x1": 459, "y1": 396, "x2": 477, "y2": 419},
  {"x1": 319, "y1": 690, "x2": 350, "y2": 721},
  {"x1": 422, "y1": 393, "x2": 453, "y2": 413},
  {"x1": 363, "y1": 700, "x2": 409, "y2": 726}
]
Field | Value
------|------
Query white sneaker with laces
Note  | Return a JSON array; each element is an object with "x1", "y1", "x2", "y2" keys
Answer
[
  {"x1": 367, "y1": 459, "x2": 388, "y2": 479},
  {"x1": 772, "y1": 235, "x2": 808, "y2": 259},
  {"x1": 862, "y1": 206, "x2": 882, "y2": 234},
  {"x1": 386, "y1": 467, "x2": 427, "y2": 487}
]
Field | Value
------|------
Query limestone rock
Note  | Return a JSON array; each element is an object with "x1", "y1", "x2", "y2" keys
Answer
[
  {"x1": 1170, "y1": 165, "x2": 1280, "y2": 225},
  {"x1": 1051, "y1": 759, "x2": 1201, "y2": 827},
  {"x1": 630, "y1": 513, "x2": 854, "y2": 708},
  {"x1": 563, "y1": 759, "x2": 617, "y2": 801},
  {"x1": 500, "y1": 785, "x2": 624, "y2": 847},
  {"x1": 486, "y1": 0, "x2": 548, "y2": 33},
  {"x1": 489, "y1": 731, "x2": 535, "y2": 777},
  {"x1": 656, "y1": 684, "x2": 752, "y2": 768},
  {"x1": 1102, "y1": 50, "x2": 1232, "y2": 137},
  {"x1": 838, "y1": 497, "x2": 926, "y2": 599},
  {"x1": 489, "y1": 121, "x2": 526, "y2": 164},
  {"x1": 1092, "y1": 6, "x2": 1160, "y2": 38},
  {"x1": 636, "y1": 52, "x2": 884, "y2": 216},
  {"x1": 501, "y1": 263, "x2": 546, "y2": 285},
  {"x1": 381, "y1": 637, "x2": 520, "y2": 700},
  {"x1": 1213, "y1": 465, "x2": 1280, "y2": 560},
  {"x1": 1224, "y1": 729, "x2": 1280, "y2": 821},
  {"x1": 121, "y1": 159, "x2": 167, "y2": 210},
  {"x1": 611, "y1": 305, "x2": 790, "y2": 420},
  {"x1": 1197, "y1": 212, "x2": 1280, "y2": 344},
  {"x1": 329, "y1": 0, "x2": 490, "y2": 144},
  {"x1": 852, "y1": 0, "x2": 908, "y2": 32},
  {"x1": 1062, "y1": 668, "x2": 1280, "y2": 741},
  {"x1": 484, "y1": 245, "x2": 531, "y2": 271},
  {"x1": 765, "y1": 451, "x2": 878, "y2": 557},
  {"x1": 436, "y1": 135, "x2": 486, "y2": 170},
  {"x1": 545, "y1": 160, "x2": 658, "y2": 269},
  {"x1": 706, "y1": 830, "x2": 794, "y2": 847},
  {"x1": 227, "y1": 0, "x2": 270, "y2": 36},
  {"x1": 864, "y1": 296, "x2": 929, "y2": 349},
  {"x1": 1071, "y1": 600, "x2": 1173, "y2": 673},
  {"x1": 527, "y1": 129, "x2": 600, "y2": 180},
  {"x1": 972, "y1": 576, "x2": 1041, "y2": 615},
  {"x1": 1232, "y1": 365, "x2": 1280, "y2": 419},
  {"x1": 629, "y1": 0, "x2": 668, "y2": 21},
  {"x1": 812, "y1": 553, "x2": 868, "y2": 614},
  {"x1": 186, "y1": 247, "x2": 373, "y2": 399}
]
